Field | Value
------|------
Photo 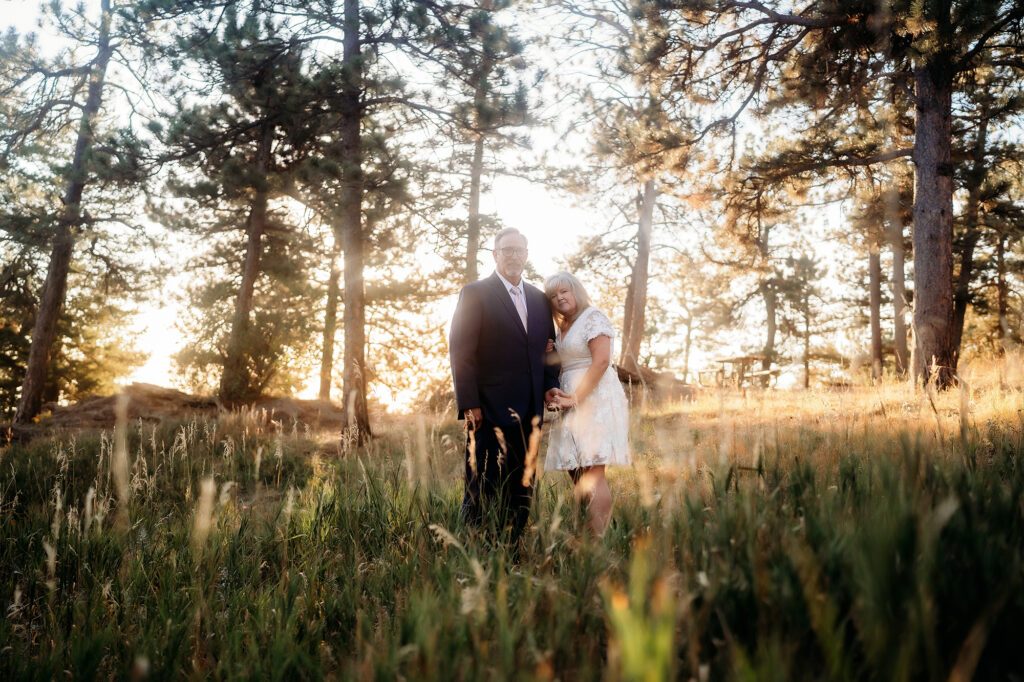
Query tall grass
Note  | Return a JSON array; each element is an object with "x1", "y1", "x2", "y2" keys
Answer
[{"x1": 1, "y1": 357, "x2": 1023, "y2": 680}]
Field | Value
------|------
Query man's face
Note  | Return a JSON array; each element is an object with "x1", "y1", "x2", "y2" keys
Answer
[{"x1": 494, "y1": 233, "x2": 528, "y2": 283}]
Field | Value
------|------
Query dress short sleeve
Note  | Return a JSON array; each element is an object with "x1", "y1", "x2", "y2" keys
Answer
[{"x1": 581, "y1": 307, "x2": 615, "y2": 343}]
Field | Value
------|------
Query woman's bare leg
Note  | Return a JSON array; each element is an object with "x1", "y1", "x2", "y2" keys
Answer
[{"x1": 569, "y1": 465, "x2": 612, "y2": 536}]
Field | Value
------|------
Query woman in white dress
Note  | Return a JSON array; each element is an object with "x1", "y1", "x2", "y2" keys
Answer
[{"x1": 543, "y1": 271, "x2": 630, "y2": 536}]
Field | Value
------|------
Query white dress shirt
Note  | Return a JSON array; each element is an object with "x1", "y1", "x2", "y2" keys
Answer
[{"x1": 496, "y1": 271, "x2": 529, "y2": 330}]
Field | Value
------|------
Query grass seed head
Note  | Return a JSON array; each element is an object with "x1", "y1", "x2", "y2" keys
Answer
[
  {"x1": 522, "y1": 416, "x2": 542, "y2": 487},
  {"x1": 84, "y1": 487, "x2": 95, "y2": 535},
  {"x1": 467, "y1": 428, "x2": 477, "y2": 477},
  {"x1": 42, "y1": 540, "x2": 56, "y2": 591},
  {"x1": 50, "y1": 486, "x2": 63, "y2": 540},
  {"x1": 192, "y1": 477, "x2": 217, "y2": 549},
  {"x1": 113, "y1": 392, "x2": 131, "y2": 511}
]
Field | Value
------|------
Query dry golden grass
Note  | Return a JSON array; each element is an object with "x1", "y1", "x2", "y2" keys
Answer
[
  {"x1": 590, "y1": 351, "x2": 1024, "y2": 520},
  {"x1": 1, "y1": 351, "x2": 1021, "y2": 680}
]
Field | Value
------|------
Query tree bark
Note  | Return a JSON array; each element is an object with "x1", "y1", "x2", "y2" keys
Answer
[
  {"x1": 621, "y1": 275, "x2": 634, "y2": 357},
  {"x1": 911, "y1": 62, "x2": 956, "y2": 387},
  {"x1": 619, "y1": 179, "x2": 656, "y2": 373},
  {"x1": 996, "y1": 232, "x2": 1008, "y2": 350},
  {"x1": 950, "y1": 116, "x2": 989, "y2": 367},
  {"x1": 464, "y1": 37, "x2": 497, "y2": 284},
  {"x1": 340, "y1": 0, "x2": 370, "y2": 440},
  {"x1": 761, "y1": 279, "x2": 777, "y2": 385},
  {"x1": 682, "y1": 314, "x2": 693, "y2": 384},
  {"x1": 949, "y1": 228, "x2": 980, "y2": 365},
  {"x1": 803, "y1": 299, "x2": 811, "y2": 389},
  {"x1": 318, "y1": 242, "x2": 342, "y2": 400},
  {"x1": 465, "y1": 134, "x2": 484, "y2": 283},
  {"x1": 219, "y1": 124, "x2": 272, "y2": 405},
  {"x1": 869, "y1": 245, "x2": 883, "y2": 381},
  {"x1": 14, "y1": 0, "x2": 113, "y2": 425},
  {"x1": 888, "y1": 216, "x2": 909, "y2": 378}
]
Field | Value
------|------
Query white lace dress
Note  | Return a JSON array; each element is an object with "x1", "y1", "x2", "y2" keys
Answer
[{"x1": 545, "y1": 306, "x2": 630, "y2": 471}]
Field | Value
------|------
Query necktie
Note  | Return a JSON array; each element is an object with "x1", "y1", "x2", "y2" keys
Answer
[{"x1": 511, "y1": 286, "x2": 528, "y2": 331}]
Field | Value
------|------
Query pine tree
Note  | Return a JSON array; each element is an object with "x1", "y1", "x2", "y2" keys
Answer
[
  {"x1": 290, "y1": 115, "x2": 412, "y2": 402},
  {"x1": 427, "y1": 0, "x2": 530, "y2": 283},
  {"x1": 156, "y1": 3, "x2": 348, "y2": 405},
  {"x1": 634, "y1": 0, "x2": 1024, "y2": 387},
  {"x1": 949, "y1": 64, "x2": 1024, "y2": 363},
  {"x1": 778, "y1": 254, "x2": 827, "y2": 388},
  {"x1": 658, "y1": 248, "x2": 736, "y2": 383},
  {"x1": 553, "y1": 0, "x2": 689, "y2": 375},
  {"x1": 290, "y1": 0, "x2": 494, "y2": 438},
  {"x1": 1, "y1": 0, "x2": 155, "y2": 424}
]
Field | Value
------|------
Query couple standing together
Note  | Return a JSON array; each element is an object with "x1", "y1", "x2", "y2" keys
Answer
[{"x1": 449, "y1": 227, "x2": 630, "y2": 541}]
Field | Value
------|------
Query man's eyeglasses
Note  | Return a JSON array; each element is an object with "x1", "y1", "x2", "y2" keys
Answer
[{"x1": 498, "y1": 247, "x2": 527, "y2": 258}]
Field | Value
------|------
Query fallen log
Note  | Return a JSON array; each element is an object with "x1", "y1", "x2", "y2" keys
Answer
[{"x1": 614, "y1": 364, "x2": 696, "y2": 402}]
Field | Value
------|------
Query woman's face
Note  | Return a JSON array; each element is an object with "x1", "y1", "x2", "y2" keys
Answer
[{"x1": 549, "y1": 285, "x2": 577, "y2": 318}]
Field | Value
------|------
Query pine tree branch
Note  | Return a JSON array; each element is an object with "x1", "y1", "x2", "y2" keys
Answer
[
  {"x1": 761, "y1": 148, "x2": 914, "y2": 182},
  {"x1": 2, "y1": 64, "x2": 91, "y2": 95},
  {"x1": 691, "y1": 24, "x2": 806, "y2": 145},
  {"x1": 558, "y1": 1, "x2": 631, "y2": 41},
  {"x1": 721, "y1": 1, "x2": 839, "y2": 29},
  {"x1": 700, "y1": 242, "x2": 756, "y2": 270},
  {"x1": 0, "y1": 98, "x2": 89, "y2": 166},
  {"x1": 0, "y1": 255, "x2": 28, "y2": 292},
  {"x1": 692, "y1": 17, "x2": 776, "y2": 53},
  {"x1": 991, "y1": 59, "x2": 1024, "y2": 71},
  {"x1": 361, "y1": 95, "x2": 453, "y2": 121},
  {"x1": 954, "y1": 10, "x2": 1024, "y2": 74}
]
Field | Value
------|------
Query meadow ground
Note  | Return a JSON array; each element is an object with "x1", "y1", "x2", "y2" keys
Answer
[{"x1": 1, "y1": 356, "x2": 1023, "y2": 681}]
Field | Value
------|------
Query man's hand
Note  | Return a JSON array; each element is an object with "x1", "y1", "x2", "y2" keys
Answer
[{"x1": 464, "y1": 408, "x2": 482, "y2": 430}]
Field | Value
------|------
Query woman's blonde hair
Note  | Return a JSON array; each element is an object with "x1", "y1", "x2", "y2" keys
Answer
[{"x1": 544, "y1": 271, "x2": 592, "y2": 325}]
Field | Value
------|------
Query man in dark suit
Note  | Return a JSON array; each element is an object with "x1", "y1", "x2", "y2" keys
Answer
[{"x1": 449, "y1": 227, "x2": 562, "y2": 541}]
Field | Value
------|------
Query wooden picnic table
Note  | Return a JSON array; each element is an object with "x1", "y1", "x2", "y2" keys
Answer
[{"x1": 698, "y1": 355, "x2": 780, "y2": 388}]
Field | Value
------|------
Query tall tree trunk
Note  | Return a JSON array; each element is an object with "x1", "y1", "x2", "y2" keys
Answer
[
  {"x1": 219, "y1": 125, "x2": 272, "y2": 405},
  {"x1": 869, "y1": 245, "x2": 883, "y2": 381},
  {"x1": 949, "y1": 229, "x2": 980, "y2": 365},
  {"x1": 950, "y1": 116, "x2": 989, "y2": 367},
  {"x1": 464, "y1": 49, "x2": 494, "y2": 283},
  {"x1": 756, "y1": 200, "x2": 775, "y2": 385},
  {"x1": 619, "y1": 179, "x2": 656, "y2": 373},
  {"x1": 761, "y1": 279, "x2": 777, "y2": 386},
  {"x1": 340, "y1": 0, "x2": 370, "y2": 440},
  {"x1": 465, "y1": 134, "x2": 484, "y2": 283},
  {"x1": 318, "y1": 241, "x2": 342, "y2": 400},
  {"x1": 14, "y1": 0, "x2": 112, "y2": 425},
  {"x1": 996, "y1": 232, "x2": 1008, "y2": 350},
  {"x1": 911, "y1": 62, "x2": 956, "y2": 387},
  {"x1": 621, "y1": 276, "x2": 634, "y2": 357},
  {"x1": 682, "y1": 314, "x2": 693, "y2": 384},
  {"x1": 803, "y1": 300, "x2": 811, "y2": 389},
  {"x1": 888, "y1": 216, "x2": 909, "y2": 378}
]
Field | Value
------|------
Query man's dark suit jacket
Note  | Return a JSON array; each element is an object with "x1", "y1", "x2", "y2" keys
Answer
[{"x1": 449, "y1": 272, "x2": 560, "y2": 428}]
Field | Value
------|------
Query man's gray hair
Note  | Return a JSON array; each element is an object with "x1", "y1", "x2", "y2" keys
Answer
[{"x1": 494, "y1": 227, "x2": 527, "y2": 251}]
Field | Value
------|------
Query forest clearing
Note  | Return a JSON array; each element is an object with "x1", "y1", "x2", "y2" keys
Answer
[{"x1": 4, "y1": 0, "x2": 1024, "y2": 678}]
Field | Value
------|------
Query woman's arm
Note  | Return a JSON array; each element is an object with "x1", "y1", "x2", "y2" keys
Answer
[{"x1": 556, "y1": 334, "x2": 611, "y2": 408}]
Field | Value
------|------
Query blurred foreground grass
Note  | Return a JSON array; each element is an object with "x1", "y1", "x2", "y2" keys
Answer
[{"x1": 2, "y1": 357, "x2": 1023, "y2": 680}]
